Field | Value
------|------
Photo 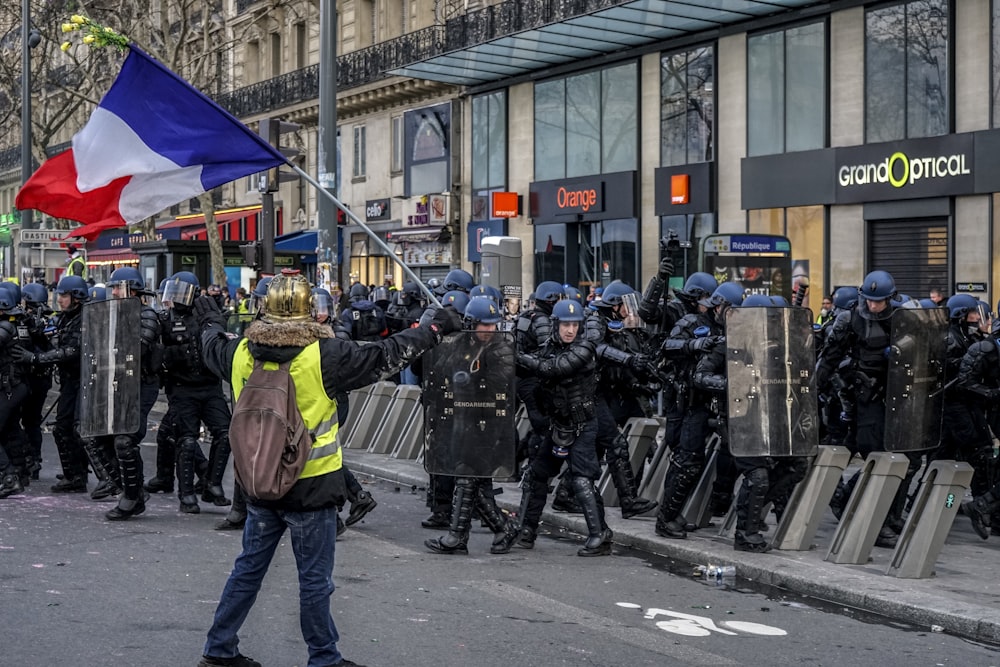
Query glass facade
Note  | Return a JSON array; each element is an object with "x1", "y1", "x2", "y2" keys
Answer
[
  {"x1": 747, "y1": 21, "x2": 826, "y2": 156},
  {"x1": 471, "y1": 91, "x2": 507, "y2": 191},
  {"x1": 661, "y1": 46, "x2": 715, "y2": 166},
  {"x1": 866, "y1": 0, "x2": 949, "y2": 142},
  {"x1": 533, "y1": 220, "x2": 638, "y2": 290},
  {"x1": 747, "y1": 206, "x2": 825, "y2": 314},
  {"x1": 533, "y1": 62, "x2": 638, "y2": 181},
  {"x1": 659, "y1": 214, "x2": 716, "y2": 280}
]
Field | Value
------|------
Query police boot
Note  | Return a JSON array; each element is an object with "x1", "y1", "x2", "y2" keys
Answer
[
  {"x1": 425, "y1": 478, "x2": 474, "y2": 554},
  {"x1": 85, "y1": 438, "x2": 122, "y2": 500},
  {"x1": 346, "y1": 490, "x2": 378, "y2": 527},
  {"x1": 655, "y1": 463, "x2": 701, "y2": 539},
  {"x1": 734, "y1": 468, "x2": 772, "y2": 553},
  {"x1": 0, "y1": 470, "x2": 24, "y2": 498},
  {"x1": 551, "y1": 473, "x2": 581, "y2": 513},
  {"x1": 145, "y1": 428, "x2": 176, "y2": 493},
  {"x1": 51, "y1": 442, "x2": 87, "y2": 493},
  {"x1": 709, "y1": 491, "x2": 734, "y2": 517},
  {"x1": 609, "y1": 457, "x2": 658, "y2": 519},
  {"x1": 202, "y1": 437, "x2": 231, "y2": 506},
  {"x1": 216, "y1": 484, "x2": 247, "y2": 531},
  {"x1": 512, "y1": 469, "x2": 550, "y2": 549},
  {"x1": 572, "y1": 476, "x2": 613, "y2": 556},
  {"x1": 966, "y1": 491, "x2": 1000, "y2": 540},
  {"x1": 106, "y1": 435, "x2": 145, "y2": 521},
  {"x1": 194, "y1": 447, "x2": 210, "y2": 495},
  {"x1": 177, "y1": 438, "x2": 201, "y2": 514},
  {"x1": 829, "y1": 471, "x2": 859, "y2": 520},
  {"x1": 474, "y1": 484, "x2": 517, "y2": 554}
]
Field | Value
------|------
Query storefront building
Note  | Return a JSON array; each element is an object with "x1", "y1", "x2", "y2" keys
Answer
[{"x1": 389, "y1": 0, "x2": 1000, "y2": 312}]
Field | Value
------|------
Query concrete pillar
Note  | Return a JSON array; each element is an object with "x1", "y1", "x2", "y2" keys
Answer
[
  {"x1": 829, "y1": 7, "x2": 864, "y2": 147},
  {"x1": 507, "y1": 82, "x2": 535, "y2": 286},
  {"x1": 717, "y1": 33, "x2": 747, "y2": 231},
  {"x1": 640, "y1": 52, "x2": 662, "y2": 281}
]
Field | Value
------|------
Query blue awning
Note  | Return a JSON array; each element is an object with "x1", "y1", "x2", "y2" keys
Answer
[
  {"x1": 275, "y1": 230, "x2": 318, "y2": 253},
  {"x1": 388, "y1": 0, "x2": 822, "y2": 86}
]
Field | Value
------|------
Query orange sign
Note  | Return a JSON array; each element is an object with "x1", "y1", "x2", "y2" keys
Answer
[
  {"x1": 671, "y1": 174, "x2": 690, "y2": 205},
  {"x1": 492, "y1": 191, "x2": 520, "y2": 218}
]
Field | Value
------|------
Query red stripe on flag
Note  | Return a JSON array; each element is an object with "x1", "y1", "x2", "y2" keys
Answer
[{"x1": 15, "y1": 149, "x2": 130, "y2": 227}]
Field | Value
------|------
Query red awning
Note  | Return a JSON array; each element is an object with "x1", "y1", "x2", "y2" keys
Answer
[
  {"x1": 158, "y1": 206, "x2": 261, "y2": 231},
  {"x1": 85, "y1": 248, "x2": 139, "y2": 265}
]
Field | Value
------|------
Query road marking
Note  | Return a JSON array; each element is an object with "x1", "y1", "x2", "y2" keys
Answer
[
  {"x1": 619, "y1": 603, "x2": 788, "y2": 638},
  {"x1": 469, "y1": 580, "x2": 737, "y2": 666}
]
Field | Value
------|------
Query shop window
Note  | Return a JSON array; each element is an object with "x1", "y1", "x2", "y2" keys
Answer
[
  {"x1": 533, "y1": 62, "x2": 638, "y2": 181},
  {"x1": 472, "y1": 91, "x2": 507, "y2": 191},
  {"x1": 747, "y1": 21, "x2": 826, "y2": 157},
  {"x1": 866, "y1": 0, "x2": 949, "y2": 142},
  {"x1": 534, "y1": 225, "x2": 567, "y2": 285},
  {"x1": 660, "y1": 213, "x2": 716, "y2": 279},
  {"x1": 661, "y1": 46, "x2": 714, "y2": 166},
  {"x1": 747, "y1": 206, "x2": 825, "y2": 313}
]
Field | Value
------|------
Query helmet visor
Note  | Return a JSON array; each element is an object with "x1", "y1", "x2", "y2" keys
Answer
[
  {"x1": 312, "y1": 292, "x2": 333, "y2": 321},
  {"x1": 162, "y1": 280, "x2": 195, "y2": 307}
]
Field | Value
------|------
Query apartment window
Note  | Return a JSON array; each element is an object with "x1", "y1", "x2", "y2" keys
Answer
[
  {"x1": 391, "y1": 116, "x2": 403, "y2": 173},
  {"x1": 270, "y1": 32, "x2": 281, "y2": 78},
  {"x1": 747, "y1": 21, "x2": 826, "y2": 156},
  {"x1": 245, "y1": 40, "x2": 259, "y2": 84},
  {"x1": 661, "y1": 45, "x2": 714, "y2": 166},
  {"x1": 295, "y1": 23, "x2": 307, "y2": 69},
  {"x1": 353, "y1": 125, "x2": 366, "y2": 179},
  {"x1": 534, "y1": 62, "x2": 638, "y2": 181},
  {"x1": 472, "y1": 90, "x2": 507, "y2": 190},
  {"x1": 866, "y1": 0, "x2": 949, "y2": 142}
]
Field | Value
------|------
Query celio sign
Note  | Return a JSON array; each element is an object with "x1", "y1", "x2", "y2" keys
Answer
[{"x1": 839, "y1": 151, "x2": 970, "y2": 189}]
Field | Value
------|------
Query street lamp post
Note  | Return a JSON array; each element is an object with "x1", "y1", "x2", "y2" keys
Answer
[{"x1": 21, "y1": 0, "x2": 41, "y2": 232}]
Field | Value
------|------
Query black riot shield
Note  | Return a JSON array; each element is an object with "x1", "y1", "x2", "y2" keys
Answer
[
  {"x1": 79, "y1": 298, "x2": 142, "y2": 438},
  {"x1": 422, "y1": 331, "x2": 517, "y2": 478},
  {"x1": 726, "y1": 307, "x2": 818, "y2": 457},
  {"x1": 884, "y1": 308, "x2": 946, "y2": 452}
]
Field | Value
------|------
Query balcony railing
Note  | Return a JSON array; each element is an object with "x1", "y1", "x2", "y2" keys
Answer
[{"x1": 217, "y1": 65, "x2": 319, "y2": 118}]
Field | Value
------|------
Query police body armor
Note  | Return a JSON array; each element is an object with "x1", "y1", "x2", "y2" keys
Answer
[
  {"x1": 725, "y1": 307, "x2": 818, "y2": 457},
  {"x1": 422, "y1": 331, "x2": 517, "y2": 478},
  {"x1": 161, "y1": 309, "x2": 217, "y2": 388}
]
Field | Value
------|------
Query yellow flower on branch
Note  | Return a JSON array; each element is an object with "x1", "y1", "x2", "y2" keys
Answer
[
  {"x1": 83, "y1": 35, "x2": 96, "y2": 45},
  {"x1": 70, "y1": 15, "x2": 86, "y2": 24},
  {"x1": 60, "y1": 14, "x2": 130, "y2": 52},
  {"x1": 60, "y1": 41, "x2": 71, "y2": 52},
  {"x1": 61, "y1": 23, "x2": 76, "y2": 33}
]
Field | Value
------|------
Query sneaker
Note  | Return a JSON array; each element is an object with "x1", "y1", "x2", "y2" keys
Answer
[
  {"x1": 197, "y1": 654, "x2": 261, "y2": 667},
  {"x1": 345, "y1": 490, "x2": 377, "y2": 527}
]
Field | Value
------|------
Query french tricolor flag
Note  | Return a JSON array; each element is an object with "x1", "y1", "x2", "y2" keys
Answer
[{"x1": 16, "y1": 47, "x2": 285, "y2": 236}]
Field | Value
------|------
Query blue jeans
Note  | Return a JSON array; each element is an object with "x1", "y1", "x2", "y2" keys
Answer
[{"x1": 204, "y1": 504, "x2": 343, "y2": 667}]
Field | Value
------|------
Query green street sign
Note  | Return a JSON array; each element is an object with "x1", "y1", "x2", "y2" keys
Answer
[{"x1": 181, "y1": 255, "x2": 197, "y2": 264}]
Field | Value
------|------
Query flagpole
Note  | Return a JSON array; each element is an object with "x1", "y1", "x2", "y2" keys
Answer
[{"x1": 291, "y1": 164, "x2": 443, "y2": 308}]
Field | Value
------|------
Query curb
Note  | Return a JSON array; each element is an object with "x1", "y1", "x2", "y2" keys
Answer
[{"x1": 344, "y1": 451, "x2": 1000, "y2": 646}]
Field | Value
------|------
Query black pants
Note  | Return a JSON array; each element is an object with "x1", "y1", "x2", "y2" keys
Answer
[
  {"x1": 53, "y1": 375, "x2": 87, "y2": 478},
  {"x1": 20, "y1": 373, "x2": 51, "y2": 462}
]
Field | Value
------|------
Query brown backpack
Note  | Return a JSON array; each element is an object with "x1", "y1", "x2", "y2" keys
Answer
[{"x1": 229, "y1": 359, "x2": 313, "y2": 501}]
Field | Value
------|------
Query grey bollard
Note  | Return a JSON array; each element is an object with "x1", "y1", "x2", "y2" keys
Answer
[
  {"x1": 825, "y1": 452, "x2": 910, "y2": 565},
  {"x1": 599, "y1": 418, "x2": 661, "y2": 506},
  {"x1": 373, "y1": 385, "x2": 422, "y2": 455},
  {"x1": 398, "y1": 402, "x2": 425, "y2": 462},
  {"x1": 340, "y1": 385, "x2": 375, "y2": 448},
  {"x1": 682, "y1": 436, "x2": 722, "y2": 530},
  {"x1": 772, "y1": 446, "x2": 852, "y2": 551},
  {"x1": 886, "y1": 460, "x2": 974, "y2": 579},
  {"x1": 345, "y1": 382, "x2": 397, "y2": 451},
  {"x1": 638, "y1": 430, "x2": 670, "y2": 504}
]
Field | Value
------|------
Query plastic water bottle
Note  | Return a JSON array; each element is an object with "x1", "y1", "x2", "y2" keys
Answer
[{"x1": 705, "y1": 565, "x2": 736, "y2": 585}]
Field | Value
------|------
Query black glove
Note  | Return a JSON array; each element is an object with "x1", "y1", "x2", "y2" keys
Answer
[
  {"x1": 517, "y1": 352, "x2": 540, "y2": 372},
  {"x1": 627, "y1": 353, "x2": 649, "y2": 374},
  {"x1": 687, "y1": 336, "x2": 716, "y2": 353},
  {"x1": 10, "y1": 345, "x2": 36, "y2": 365},
  {"x1": 194, "y1": 295, "x2": 227, "y2": 329},
  {"x1": 430, "y1": 305, "x2": 462, "y2": 336},
  {"x1": 657, "y1": 256, "x2": 674, "y2": 281}
]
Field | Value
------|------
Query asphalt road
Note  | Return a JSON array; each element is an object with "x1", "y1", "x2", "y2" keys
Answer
[{"x1": 2, "y1": 449, "x2": 999, "y2": 667}]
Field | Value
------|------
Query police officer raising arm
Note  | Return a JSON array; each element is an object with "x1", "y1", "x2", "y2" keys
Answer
[{"x1": 193, "y1": 269, "x2": 460, "y2": 667}]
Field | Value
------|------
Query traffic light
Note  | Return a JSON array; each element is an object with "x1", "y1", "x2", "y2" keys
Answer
[
  {"x1": 240, "y1": 242, "x2": 261, "y2": 270},
  {"x1": 258, "y1": 118, "x2": 303, "y2": 193},
  {"x1": 337, "y1": 208, "x2": 347, "y2": 225}
]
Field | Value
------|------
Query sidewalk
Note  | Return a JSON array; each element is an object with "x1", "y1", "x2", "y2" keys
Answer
[{"x1": 342, "y1": 448, "x2": 1000, "y2": 646}]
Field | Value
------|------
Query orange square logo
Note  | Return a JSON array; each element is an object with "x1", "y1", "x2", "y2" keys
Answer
[
  {"x1": 671, "y1": 174, "x2": 689, "y2": 205},
  {"x1": 492, "y1": 192, "x2": 519, "y2": 218}
]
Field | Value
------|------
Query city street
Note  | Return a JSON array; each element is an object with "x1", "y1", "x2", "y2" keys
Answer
[{"x1": 1, "y1": 437, "x2": 998, "y2": 667}]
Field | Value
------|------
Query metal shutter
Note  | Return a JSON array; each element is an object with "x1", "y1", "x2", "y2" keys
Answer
[{"x1": 868, "y1": 219, "x2": 948, "y2": 299}]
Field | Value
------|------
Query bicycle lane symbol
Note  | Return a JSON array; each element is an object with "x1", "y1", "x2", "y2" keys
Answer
[{"x1": 617, "y1": 602, "x2": 788, "y2": 638}]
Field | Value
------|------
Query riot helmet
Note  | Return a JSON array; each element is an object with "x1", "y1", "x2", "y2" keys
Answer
[
  {"x1": 88, "y1": 286, "x2": 107, "y2": 302},
  {"x1": 831, "y1": 286, "x2": 859, "y2": 311},
  {"x1": 858, "y1": 270, "x2": 896, "y2": 301},
  {"x1": 349, "y1": 283, "x2": 370, "y2": 303},
  {"x1": 162, "y1": 271, "x2": 199, "y2": 307},
  {"x1": 533, "y1": 281, "x2": 564, "y2": 315},
  {"x1": 947, "y1": 294, "x2": 979, "y2": 321},
  {"x1": 250, "y1": 276, "x2": 273, "y2": 317},
  {"x1": 470, "y1": 284, "x2": 502, "y2": 306},
  {"x1": 56, "y1": 275, "x2": 90, "y2": 301},
  {"x1": 441, "y1": 290, "x2": 470, "y2": 315},
  {"x1": 311, "y1": 287, "x2": 334, "y2": 323},
  {"x1": 109, "y1": 267, "x2": 145, "y2": 298},
  {"x1": 442, "y1": 269, "x2": 474, "y2": 294},
  {"x1": 0, "y1": 281, "x2": 21, "y2": 306},
  {"x1": 0, "y1": 288, "x2": 17, "y2": 313},
  {"x1": 371, "y1": 285, "x2": 391, "y2": 308},
  {"x1": 22, "y1": 283, "x2": 48, "y2": 308},
  {"x1": 679, "y1": 272, "x2": 719, "y2": 304},
  {"x1": 263, "y1": 269, "x2": 312, "y2": 323},
  {"x1": 563, "y1": 285, "x2": 584, "y2": 304},
  {"x1": 741, "y1": 294, "x2": 773, "y2": 307},
  {"x1": 463, "y1": 296, "x2": 502, "y2": 330},
  {"x1": 770, "y1": 295, "x2": 789, "y2": 307},
  {"x1": 401, "y1": 281, "x2": 423, "y2": 306},
  {"x1": 425, "y1": 278, "x2": 442, "y2": 295},
  {"x1": 701, "y1": 281, "x2": 744, "y2": 309}
]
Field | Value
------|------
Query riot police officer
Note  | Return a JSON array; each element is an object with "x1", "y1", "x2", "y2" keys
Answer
[
  {"x1": 654, "y1": 282, "x2": 742, "y2": 538},
  {"x1": 385, "y1": 281, "x2": 425, "y2": 334},
  {"x1": 0, "y1": 288, "x2": 30, "y2": 497},
  {"x1": 20, "y1": 282, "x2": 53, "y2": 480},
  {"x1": 434, "y1": 268, "x2": 474, "y2": 297},
  {"x1": 160, "y1": 272, "x2": 232, "y2": 513},
  {"x1": 12, "y1": 276, "x2": 89, "y2": 492},
  {"x1": 508, "y1": 299, "x2": 612, "y2": 556},
  {"x1": 425, "y1": 297, "x2": 518, "y2": 555}
]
